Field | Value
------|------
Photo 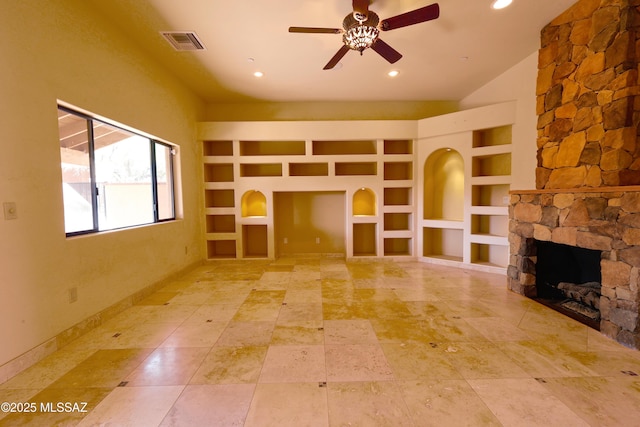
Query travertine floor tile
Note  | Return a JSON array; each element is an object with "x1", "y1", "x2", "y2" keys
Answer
[
  {"x1": 190, "y1": 346, "x2": 267, "y2": 384},
  {"x1": 245, "y1": 382, "x2": 329, "y2": 427},
  {"x1": 325, "y1": 344, "x2": 394, "y2": 382},
  {"x1": 4, "y1": 258, "x2": 640, "y2": 426},
  {"x1": 468, "y1": 378, "x2": 589, "y2": 426},
  {"x1": 326, "y1": 381, "x2": 413, "y2": 426},
  {"x1": 399, "y1": 379, "x2": 501, "y2": 426},
  {"x1": 125, "y1": 347, "x2": 210, "y2": 386},
  {"x1": 160, "y1": 384, "x2": 255, "y2": 426},
  {"x1": 259, "y1": 345, "x2": 326, "y2": 383},
  {"x1": 76, "y1": 385, "x2": 184, "y2": 427}
]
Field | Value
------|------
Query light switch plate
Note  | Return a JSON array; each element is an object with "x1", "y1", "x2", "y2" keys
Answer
[{"x1": 3, "y1": 202, "x2": 17, "y2": 220}]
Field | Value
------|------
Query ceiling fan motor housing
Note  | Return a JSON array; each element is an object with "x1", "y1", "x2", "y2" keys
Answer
[{"x1": 342, "y1": 11, "x2": 380, "y2": 52}]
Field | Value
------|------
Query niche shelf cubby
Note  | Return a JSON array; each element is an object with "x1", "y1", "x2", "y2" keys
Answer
[
  {"x1": 206, "y1": 240, "x2": 237, "y2": 259},
  {"x1": 384, "y1": 162, "x2": 413, "y2": 181},
  {"x1": 289, "y1": 163, "x2": 328, "y2": 176},
  {"x1": 203, "y1": 140, "x2": 233, "y2": 157},
  {"x1": 312, "y1": 140, "x2": 376, "y2": 155},
  {"x1": 240, "y1": 140, "x2": 305, "y2": 156},
  {"x1": 242, "y1": 225, "x2": 268, "y2": 258},
  {"x1": 335, "y1": 162, "x2": 377, "y2": 176},
  {"x1": 384, "y1": 237, "x2": 412, "y2": 256},
  {"x1": 204, "y1": 163, "x2": 234, "y2": 183},
  {"x1": 417, "y1": 102, "x2": 514, "y2": 273},
  {"x1": 353, "y1": 223, "x2": 377, "y2": 257},
  {"x1": 205, "y1": 189, "x2": 234, "y2": 208}
]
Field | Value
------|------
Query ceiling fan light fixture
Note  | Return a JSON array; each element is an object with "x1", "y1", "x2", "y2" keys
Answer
[
  {"x1": 343, "y1": 25, "x2": 379, "y2": 52},
  {"x1": 491, "y1": 0, "x2": 513, "y2": 10}
]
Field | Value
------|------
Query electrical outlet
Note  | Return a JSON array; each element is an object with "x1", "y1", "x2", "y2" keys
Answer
[
  {"x1": 284, "y1": 237, "x2": 288, "y2": 244},
  {"x1": 3, "y1": 202, "x2": 17, "y2": 220},
  {"x1": 502, "y1": 196, "x2": 510, "y2": 205},
  {"x1": 316, "y1": 237, "x2": 320, "y2": 244}
]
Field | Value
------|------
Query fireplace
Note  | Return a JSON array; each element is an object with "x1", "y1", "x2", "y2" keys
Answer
[
  {"x1": 535, "y1": 240, "x2": 602, "y2": 329},
  {"x1": 508, "y1": 0, "x2": 640, "y2": 348},
  {"x1": 508, "y1": 189, "x2": 640, "y2": 348}
]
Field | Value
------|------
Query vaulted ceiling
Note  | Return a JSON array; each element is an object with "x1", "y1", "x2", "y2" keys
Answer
[{"x1": 86, "y1": 0, "x2": 577, "y2": 103}]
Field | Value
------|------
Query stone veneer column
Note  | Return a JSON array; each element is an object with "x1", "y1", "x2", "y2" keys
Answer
[{"x1": 536, "y1": 0, "x2": 640, "y2": 189}]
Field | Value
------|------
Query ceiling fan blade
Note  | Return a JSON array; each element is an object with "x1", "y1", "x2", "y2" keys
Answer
[
  {"x1": 371, "y1": 39, "x2": 402, "y2": 64},
  {"x1": 289, "y1": 27, "x2": 342, "y2": 34},
  {"x1": 324, "y1": 45, "x2": 350, "y2": 70},
  {"x1": 381, "y1": 3, "x2": 440, "y2": 31}
]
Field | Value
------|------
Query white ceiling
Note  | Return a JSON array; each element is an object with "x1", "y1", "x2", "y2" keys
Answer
[{"x1": 87, "y1": 0, "x2": 576, "y2": 103}]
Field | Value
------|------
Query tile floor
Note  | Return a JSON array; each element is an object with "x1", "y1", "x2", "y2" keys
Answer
[{"x1": 2, "y1": 256, "x2": 640, "y2": 426}]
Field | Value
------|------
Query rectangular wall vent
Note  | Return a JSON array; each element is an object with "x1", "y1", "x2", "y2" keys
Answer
[{"x1": 160, "y1": 31, "x2": 206, "y2": 51}]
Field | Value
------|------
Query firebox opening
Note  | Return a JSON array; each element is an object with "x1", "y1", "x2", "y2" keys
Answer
[{"x1": 535, "y1": 240, "x2": 602, "y2": 330}]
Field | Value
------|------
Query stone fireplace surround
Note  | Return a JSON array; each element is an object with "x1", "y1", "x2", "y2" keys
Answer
[
  {"x1": 508, "y1": 0, "x2": 640, "y2": 349},
  {"x1": 508, "y1": 187, "x2": 640, "y2": 348}
]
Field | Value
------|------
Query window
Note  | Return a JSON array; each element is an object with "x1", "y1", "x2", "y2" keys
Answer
[{"x1": 58, "y1": 106, "x2": 176, "y2": 236}]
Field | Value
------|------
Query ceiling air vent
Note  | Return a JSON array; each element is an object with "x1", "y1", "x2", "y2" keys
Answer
[{"x1": 160, "y1": 31, "x2": 206, "y2": 51}]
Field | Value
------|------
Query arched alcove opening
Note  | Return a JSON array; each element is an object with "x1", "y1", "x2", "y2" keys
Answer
[
  {"x1": 241, "y1": 190, "x2": 267, "y2": 217},
  {"x1": 353, "y1": 188, "x2": 376, "y2": 216},
  {"x1": 423, "y1": 149, "x2": 464, "y2": 220}
]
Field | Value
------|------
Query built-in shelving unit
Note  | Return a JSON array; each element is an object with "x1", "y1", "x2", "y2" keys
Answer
[
  {"x1": 199, "y1": 104, "x2": 514, "y2": 270},
  {"x1": 417, "y1": 102, "x2": 514, "y2": 273},
  {"x1": 200, "y1": 129, "x2": 415, "y2": 260}
]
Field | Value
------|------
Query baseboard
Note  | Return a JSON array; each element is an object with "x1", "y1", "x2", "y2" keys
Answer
[{"x1": 0, "y1": 260, "x2": 203, "y2": 384}]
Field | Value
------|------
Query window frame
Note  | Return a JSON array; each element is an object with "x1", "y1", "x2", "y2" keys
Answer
[{"x1": 58, "y1": 105, "x2": 177, "y2": 237}]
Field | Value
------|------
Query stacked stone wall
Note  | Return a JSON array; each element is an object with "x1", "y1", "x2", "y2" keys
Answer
[{"x1": 536, "y1": 0, "x2": 640, "y2": 189}]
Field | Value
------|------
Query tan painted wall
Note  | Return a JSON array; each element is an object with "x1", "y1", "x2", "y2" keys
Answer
[
  {"x1": 0, "y1": 1, "x2": 203, "y2": 370},
  {"x1": 274, "y1": 192, "x2": 346, "y2": 255}
]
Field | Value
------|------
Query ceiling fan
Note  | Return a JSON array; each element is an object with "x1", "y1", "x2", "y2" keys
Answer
[{"x1": 289, "y1": 0, "x2": 440, "y2": 70}]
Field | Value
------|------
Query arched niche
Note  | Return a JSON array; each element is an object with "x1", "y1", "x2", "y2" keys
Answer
[
  {"x1": 241, "y1": 190, "x2": 267, "y2": 217},
  {"x1": 353, "y1": 188, "x2": 376, "y2": 216},
  {"x1": 424, "y1": 149, "x2": 464, "y2": 220}
]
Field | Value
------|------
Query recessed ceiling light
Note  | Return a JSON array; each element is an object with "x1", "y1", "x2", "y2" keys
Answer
[
  {"x1": 492, "y1": 0, "x2": 512, "y2": 9},
  {"x1": 253, "y1": 71, "x2": 264, "y2": 78},
  {"x1": 388, "y1": 70, "x2": 400, "y2": 77}
]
